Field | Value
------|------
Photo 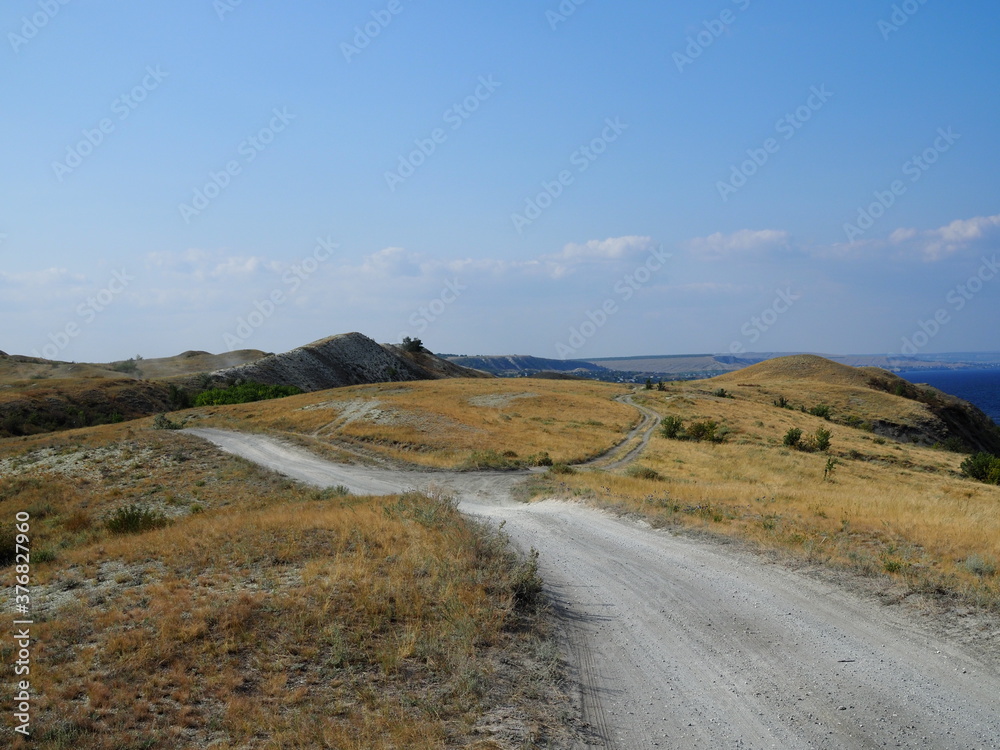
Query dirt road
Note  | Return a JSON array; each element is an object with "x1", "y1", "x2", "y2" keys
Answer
[{"x1": 187, "y1": 428, "x2": 1000, "y2": 749}]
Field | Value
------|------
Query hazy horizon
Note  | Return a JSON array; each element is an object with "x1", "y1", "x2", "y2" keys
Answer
[{"x1": 3, "y1": 2, "x2": 998, "y2": 361}]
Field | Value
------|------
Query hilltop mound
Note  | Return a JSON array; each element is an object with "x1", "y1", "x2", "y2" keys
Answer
[
  {"x1": 208, "y1": 332, "x2": 489, "y2": 393},
  {"x1": 712, "y1": 354, "x2": 875, "y2": 388},
  {"x1": 710, "y1": 355, "x2": 1000, "y2": 454}
]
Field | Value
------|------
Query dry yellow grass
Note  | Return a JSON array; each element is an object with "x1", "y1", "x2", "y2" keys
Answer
[
  {"x1": 178, "y1": 368, "x2": 1000, "y2": 609},
  {"x1": 190, "y1": 377, "x2": 637, "y2": 468},
  {"x1": 0, "y1": 426, "x2": 568, "y2": 748},
  {"x1": 535, "y1": 380, "x2": 1000, "y2": 609}
]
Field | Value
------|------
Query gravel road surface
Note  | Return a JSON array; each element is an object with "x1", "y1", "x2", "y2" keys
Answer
[{"x1": 187, "y1": 427, "x2": 1000, "y2": 749}]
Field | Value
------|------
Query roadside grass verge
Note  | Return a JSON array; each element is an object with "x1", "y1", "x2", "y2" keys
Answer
[{"x1": 0, "y1": 426, "x2": 571, "y2": 748}]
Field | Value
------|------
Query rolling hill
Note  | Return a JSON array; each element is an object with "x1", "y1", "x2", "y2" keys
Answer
[{"x1": 0, "y1": 333, "x2": 488, "y2": 438}]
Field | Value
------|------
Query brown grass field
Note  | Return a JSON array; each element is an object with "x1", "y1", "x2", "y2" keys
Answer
[
  {"x1": 0, "y1": 423, "x2": 572, "y2": 748},
  {"x1": 188, "y1": 377, "x2": 638, "y2": 469}
]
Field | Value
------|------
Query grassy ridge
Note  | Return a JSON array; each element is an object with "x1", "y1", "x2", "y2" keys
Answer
[{"x1": 0, "y1": 425, "x2": 566, "y2": 749}]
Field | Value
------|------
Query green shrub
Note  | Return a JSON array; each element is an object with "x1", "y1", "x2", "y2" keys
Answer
[
  {"x1": 961, "y1": 452, "x2": 1000, "y2": 485},
  {"x1": 152, "y1": 414, "x2": 181, "y2": 430},
  {"x1": 963, "y1": 555, "x2": 997, "y2": 577},
  {"x1": 105, "y1": 504, "x2": 169, "y2": 535},
  {"x1": 659, "y1": 416, "x2": 684, "y2": 439},
  {"x1": 713, "y1": 388, "x2": 733, "y2": 399},
  {"x1": 686, "y1": 420, "x2": 719, "y2": 443},
  {"x1": 774, "y1": 395, "x2": 790, "y2": 409},
  {"x1": 823, "y1": 457, "x2": 838, "y2": 481},
  {"x1": 315, "y1": 485, "x2": 351, "y2": 500},
  {"x1": 809, "y1": 404, "x2": 831, "y2": 419},
  {"x1": 194, "y1": 381, "x2": 303, "y2": 407},
  {"x1": 168, "y1": 384, "x2": 192, "y2": 410},
  {"x1": 783, "y1": 428, "x2": 803, "y2": 448},
  {"x1": 511, "y1": 548, "x2": 543, "y2": 610},
  {"x1": 400, "y1": 336, "x2": 425, "y2": 353},
  {"x1": 110, "y1": 357, "x2": 140, "y2": 374},
  {"x1": 814, "y1": 427, "x2": 832, "y2": 452},
  {"x1": 626, "y1": 466, "x2": 662, "y2": 481}
]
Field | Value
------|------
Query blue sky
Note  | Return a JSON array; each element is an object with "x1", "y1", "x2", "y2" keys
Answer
[{"x1": 2, "y1": 0, "x2": 998, "y2": 361}]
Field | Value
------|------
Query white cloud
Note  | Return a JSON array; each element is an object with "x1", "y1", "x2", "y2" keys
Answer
[
  {"x1": 359, "y1": 246, "x2": 424, "y2": 278},
  {"x1": 836, "y1": 214, "x2": 1000, "y2": 262},
  {"x1": 542, "y1": 235, "x2": 658, "y2": 278},
  {"x1": 686, "y1": 229, "x2": 790, "y2": 260},
  {"x1": 146, "y1": 248, "x2": 280, "y2": 281},
  {"x1": 919, "y1": 214, "x2": 1000, "y2": 261}
]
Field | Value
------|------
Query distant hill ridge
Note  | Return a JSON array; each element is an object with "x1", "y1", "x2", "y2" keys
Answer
[
  {"x1": 446, "y1": 354, "x2": 608, "y2": 375},
  {"x1": 210, "y1": 332, "x2": 489, "y2": 392}
]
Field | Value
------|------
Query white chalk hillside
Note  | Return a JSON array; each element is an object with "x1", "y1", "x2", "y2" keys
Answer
[{"x1": 208, "y1": 332, "x2": 487, "y2": 392}]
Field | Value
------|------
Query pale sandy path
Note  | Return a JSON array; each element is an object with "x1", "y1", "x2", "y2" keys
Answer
[{"x1": 186, "y1": 427, "x2": 1000, "y2": 749}]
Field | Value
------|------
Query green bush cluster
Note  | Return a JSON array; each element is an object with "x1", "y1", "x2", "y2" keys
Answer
[
  {"x1": 193, "y1": 381, "x2": 303, "y2": 407},
  {"x1": 960, "y1": 452, "x2": 1000, "y2": 485},
  {"x1": 808, "y1": 404, "x2": 831, "y2": 419},
  {"x1": 658, "y1": 417, "x2": 725, "y2": 443},
  {"x1": 626, "y1": 466, "x2": 662, "y2": 481},
  {"x1": 784, "y1": 426, "x2": 832, "y2": 452}
]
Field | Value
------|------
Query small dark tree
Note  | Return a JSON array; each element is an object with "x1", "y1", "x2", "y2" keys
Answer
[
  {"x1": 814, "y1": 427, "x2": 832, "y2": 452},
  {"x1": 656, "y1": 380, "x2": 666, "y2": 391},
  {"x1": 687, "y1": 420, "x2": 719, "y2": 443},
  {"x1": 644, "y1": 378, "x2": 653, "y2": 390},
  {"x1": 660, "y1": 416, "x2": 684, "y2": 439},
  {"x1": 783, "y1": 427, "x2": 803, "y2": 448},
  {"x1": 401, "y1": 336, "x2": 425, "y2": 353}
]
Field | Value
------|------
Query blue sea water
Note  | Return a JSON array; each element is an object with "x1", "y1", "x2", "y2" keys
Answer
[{"x1": 899, "y1": 369, "x2": 1000, "y2": 424}]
